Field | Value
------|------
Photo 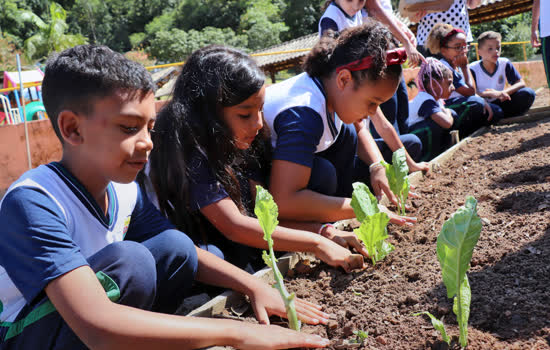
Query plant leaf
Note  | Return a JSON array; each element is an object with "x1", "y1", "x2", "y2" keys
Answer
[
  {"x1": 375, "y1": 240, "x2": 395, "y2": 262},
  {"x1": 254, "y1": 185, "x2": 279, "y2": 246},
  {"x1": 353, "y1": 212, "x2": 390, "y2": 264},
  {"x1": 436, "y1": 196, "x2": 481, "y2": 299},
  {"x1": 382, "y1": 148, "x2": 410, "y2": 214},
  {"x1": 437, "y1": 196, "x2": 481, "y2": 348},
  {"x1": 453, "y1": 275, "x2": 471, "y2": 347},
  {"x1": 351, "y1": 182, "x2": 379, "y2": 223},
  {"x1": 413, "y1": 311, "x2": 450, "y2": 345}
]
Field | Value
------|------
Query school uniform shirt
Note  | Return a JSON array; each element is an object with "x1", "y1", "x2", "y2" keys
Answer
[
  {"x1": 416, "y1": 0, "x2": 473, "y2": 46},
  {"x1": 541, "y1": 0, "x2": 550, "y2": 38},
  {"x1": 408, "y1": 91, "x2": 445, "y2": 127},
  {"x1": 440, "y1": 58, "x2": 467, "y2": 99},
  {"x1": 0, "y1": 162, "x2": 173, "y2": 323},
  {"x1": 264, "y1": 72, "x2": 344, "y2": 168},
  {"x1": 469, "y1": 58, "x2": 522, "y2": 102},
  {"x1": 319, "y1": 1, "x2": 364, "y2": 36}
]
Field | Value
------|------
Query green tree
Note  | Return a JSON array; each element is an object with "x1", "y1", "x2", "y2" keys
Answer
[
  {"x1": 240, "y1": 0, "x2": 288, "y2": 50},
  {"x1": 19, "y1": 2, "x2": 87, "y2": 61},
  {"x1": 470, "y1": 13, "x2": 536, "y2": 62},
  {"x1": 281, "y1": 0, "x2": 323, "y2": 40},
  {"x1": 174, "y1": 0, "x2": 247, "y2": 31},
  {"x1": 148, "y1": 26, "x2": 248, "y2": 62}
]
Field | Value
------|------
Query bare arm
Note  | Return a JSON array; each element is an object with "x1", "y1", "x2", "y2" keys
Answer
[
  {"x1": 369, "y1": 109, "x2": 430, "y2": 173},
  {"x1": 467, "y1": 0, "x2": 482, "y2": 9},
  {"x1": 532, "y1": 0, "x2": 541, "y2": 47},
  {"x1": 269, "y1": 159, "x2": 355, "y2": 222},
  {"x1": 366, "y1": 0, "x2": 425, "y2": 66},
  {"x1": 200, "y1": 199, "x2": 368, "y2": 270},
  {"x1": 430, "y1": 109, "x2": 454, "y2": 129},
  {"x1": 503, "y1": 78, "x2": 526, "y2": 96},
  {"x1": 45, "y1": 266, "x2": 329, "y2": 350}
]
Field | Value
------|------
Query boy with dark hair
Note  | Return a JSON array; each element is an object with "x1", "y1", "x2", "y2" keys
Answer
[
  {"x1": 469, "y1": 31, "x2": 536, "y2": 119},
  {"x1": 0, "y1": 45, "x2": 329, "y2": 350}
]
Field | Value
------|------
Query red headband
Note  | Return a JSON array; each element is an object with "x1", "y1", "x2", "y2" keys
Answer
[
  {"x1": 335, "y1": 48, "x2": 408, "y2": 74},
  {"x1": 441, "y1": 28, "x2": 465, "y2": 46}
]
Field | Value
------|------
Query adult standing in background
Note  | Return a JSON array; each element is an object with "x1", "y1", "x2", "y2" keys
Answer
[
  {"x1": 531, "y1": 0, "x2": 550, "y2": 90},
  {"x1": 414, "y1": 0, "x2": 482, "y2": 57}
]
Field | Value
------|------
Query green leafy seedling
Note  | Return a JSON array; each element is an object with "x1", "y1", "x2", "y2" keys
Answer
[
  {"x1": 350, "y1": 329, "x2": 369, "y2": 344},
  {"x1": 413, "y1": 311, "x2": 450, "y2": 345},
  {"x1": 436, "y1": 196, "x2": 482, "y2": 347},
  {"x1": 382, "y1": 147, "x2": 410, "y2": 215},
  {"x1": 254, "y1": 185, "x2": 300, "y2": 331},
  {"x1": 350, "y1": 182, "x2": 394, "y2": 265}
]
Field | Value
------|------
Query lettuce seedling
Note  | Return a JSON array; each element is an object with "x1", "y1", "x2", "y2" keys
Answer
[
  {"x1": 436, "y1": 196, "x2": 482, "y2": 347},
  {"x1": 254, "y1": 185, "x2": 300, "y2": 331},
  {"x1": 412, "y1": 311, "x2": 450, "y2": 345},
  {"x1": 382, "y1": 147, "x2": 410, "y2": 215},
  {"x1": 350, "y1": 182, "x2": 394, "y2": 265}
]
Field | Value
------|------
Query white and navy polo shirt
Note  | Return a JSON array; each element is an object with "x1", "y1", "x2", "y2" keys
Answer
[
  {"x1": 264, "y1": 73, "x2": 343, "y2": 168},
  {"x1": 408, "y1": 91, "x2": 446, "y2": 127},
  {"x1": 416, "y1": 0, "x2": 473, "y2": 46},
  {"x1": 319, "y1": 1, "x2": 364, "y2": 36},
  {"x1": 0, "y1": 162, "x2": 173, "y2": 323},
  {"x1": 440, "y1": 58, "x2": 468, "y2": 99},
  {"x1": 541, "y1": 0, "x2": 550, "y2": 38},
  {"x1": 469, "y1": 58, "x2": 522, "y2": 102}
]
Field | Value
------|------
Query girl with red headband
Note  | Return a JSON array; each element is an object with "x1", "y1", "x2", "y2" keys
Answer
[
  {"x1": 425, "y1": 23, "x2": 497, "y2": 136},
  {"x1": 263, "y1": 22, "x2": 417, "y2": 227}
]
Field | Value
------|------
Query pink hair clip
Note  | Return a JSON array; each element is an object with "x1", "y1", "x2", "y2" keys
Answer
[{"x1": 335, "y1": 48, "x2": 408, "y2": 74}]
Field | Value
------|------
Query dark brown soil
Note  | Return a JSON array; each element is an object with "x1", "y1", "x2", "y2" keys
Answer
[{"x1": 286, "y1": 117, "x2": 550, "y2": 349}]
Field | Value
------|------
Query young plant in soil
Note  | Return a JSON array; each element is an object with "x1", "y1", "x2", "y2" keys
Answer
[
  {"x1": 254, "y1": 185, "x2": 300, "y2": 331},
  {"x1": 415, "y1": 196, "x2": 482, "y2": 347},
  {"x1": 382, "y1": 147, "x2": 410, "y2": 215},
  {"x1": 350, "y1": 182, "x2": 394, "y2": 265}
]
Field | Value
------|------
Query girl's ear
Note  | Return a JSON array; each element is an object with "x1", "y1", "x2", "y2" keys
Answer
[
  {"x1": 58, "y1": 110, "x2": 84, "y2": 146},
  {"x1": 335, "y1": 69, "x2": 353, "y2": 91}
]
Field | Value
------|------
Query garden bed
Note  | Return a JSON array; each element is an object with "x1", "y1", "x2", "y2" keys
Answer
[
  {"x1": 288, "y1": 116, "x2": 550, "y2": 349},
  {"x1": 188, "y1": 114, "x2": 550, "y2": 349}
]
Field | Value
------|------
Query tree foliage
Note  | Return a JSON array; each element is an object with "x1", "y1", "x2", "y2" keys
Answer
[{"x1": 19, "y1": 2, "x2": 87, "y2": 61}]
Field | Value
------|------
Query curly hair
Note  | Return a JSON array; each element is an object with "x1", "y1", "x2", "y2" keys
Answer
[
  {"x1": 145, "y1": 45, "x2": 270, "y2": 240},
  {"x1": 424, "y1": 23, "x2": 455, "y2": 55},
  {"x1": 303, "y1": 19, "x2": 402, "y2": 88},
  {"x1": 416, "y1": 57, "x2": 453, "y2": 100}
]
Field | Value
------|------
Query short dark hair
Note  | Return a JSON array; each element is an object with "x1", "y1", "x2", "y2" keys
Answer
[
  {"x1": 477, "y1": 31, "x2": 502, "y2": 48},
  {"x1": 42, "y1": 44, "x2": 155, "y2": 142}
]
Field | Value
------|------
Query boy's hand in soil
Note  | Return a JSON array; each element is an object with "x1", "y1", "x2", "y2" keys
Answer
[
  {"x1": 314, "y1": 237, "x2": 366, "y2": 272},
  {"x1": 234, "y1": 323, "x2": 330, "y2": 349},
  {"x1": 321, "y1": 225, "x2": 370, "y2": 258},
  {"x1": 248, "y1": 278, "x2": 330, "y2": 326}
]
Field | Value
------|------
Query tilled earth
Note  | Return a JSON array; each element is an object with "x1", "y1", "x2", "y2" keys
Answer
[{"x1": 284, "y1": 117, "x2": 550, "y2": 349}]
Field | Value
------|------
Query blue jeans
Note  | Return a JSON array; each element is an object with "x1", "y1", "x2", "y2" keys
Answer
[{"x1": 1, "y1": 229, "x2": 198, "y2": 349}]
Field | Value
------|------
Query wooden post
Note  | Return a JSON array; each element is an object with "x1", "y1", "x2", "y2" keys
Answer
[
  {"x1": 16, "y1": 54, "x2": 32, "y2": 170},
  {"x1": 522, "y1": 43, "x2": 527, "y2": 61},
  {"x1": 270, "y1": 70, "x2": 276, "y2": 84}
]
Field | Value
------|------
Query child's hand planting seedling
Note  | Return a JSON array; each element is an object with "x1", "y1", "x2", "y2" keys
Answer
[
  {"x1": 350, "y1": 182, "x2": 394, "y2": 265},
  {"x1": 255, "y1": 185, "x2": 300, "y2": 331}
]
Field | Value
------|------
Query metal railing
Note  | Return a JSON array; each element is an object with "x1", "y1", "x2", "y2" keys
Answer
[{"x1": 0, "y1": 41, "x2": 534, "y2": 94}]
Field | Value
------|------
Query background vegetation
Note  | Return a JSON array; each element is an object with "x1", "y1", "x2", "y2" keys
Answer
[{"x1": 0, "y1": 0, "x2": 539, "y2": 70}]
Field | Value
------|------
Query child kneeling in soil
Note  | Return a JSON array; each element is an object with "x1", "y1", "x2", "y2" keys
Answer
[
  {"x1": 469, "y1": 31, "x2": 536, "y2": 119},
  {"x1": 0, "y1": 44, "x2": 330, "y2": 350},
  {"x1": 425, "y1": 23, "x2": 496, "y2": 137},
  {"x1": 408, "y1": 58, "x2": 457, "y2": 160},
  {"x1": 143, "y1": 45, "x2": 367, "y2": 274},
  {"x1": 263, "y1": 21, "x2": 417, "y2": 226}
]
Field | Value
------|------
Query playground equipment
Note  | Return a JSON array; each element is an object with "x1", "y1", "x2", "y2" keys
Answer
[{"x1": 1, "y1": 69, "x2": 46, "y2": 125}]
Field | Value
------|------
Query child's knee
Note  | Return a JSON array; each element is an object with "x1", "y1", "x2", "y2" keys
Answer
[
  {"x1": 400, "y1": 134, "x2": 423, "y2": 162},
  {"x1": 146, "y1": 229, "x2": 199, "y2": 279},
  {"x1": 308, "y1": 157, "x2": 338, "y2": 195},
  {"x1": 515, "y1": 87, "x2": 536, "y2": 105},
  {"x1": 97, "y1": 241, "x2": 157, "y2": 309}
]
